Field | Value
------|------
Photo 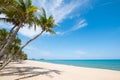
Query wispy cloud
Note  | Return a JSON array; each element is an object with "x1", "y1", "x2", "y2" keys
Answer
[
  {"x1": 98, "y1": 1, "x2": 119, "y2": 7},
  {"x1": 19, "y1": 0, "x2": 90, "y2": 37},
  {"x1": 56, "y1": 19, "x2": 87, "y2": 35},
  {"x1": 70, "y1": 19, "x2": 87, "y2": 31},
  {"x1": 33, "y1": 0, "x2": 90, "y2": 23},
  {"x1": 0, "y1": 14, "x2": 5, "y2": 18},
  {"x1": 19, "y1": 26, "x2": 42, "y2": 38},
  {"x1": 19, "y1": 26, "x2": 57, "y2": 38},
  {"x1": 0, "y1": 22, "x2": 12, "y2": 29},
  {"x1": 0, "y1": 23, "x2": 43, "y2": 38},
  {"x1": 0, "y1": 0, "x2": 91, "y2": 38}
]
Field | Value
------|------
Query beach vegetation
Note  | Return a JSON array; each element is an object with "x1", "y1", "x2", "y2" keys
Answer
[
  {"x1": 0, "y1": 29, "x2": 27, "y2": 69},
  {"x1": 0, "y1": 0, "x2": 57, "y2": 70},
  {"x1": 0, "y1": 0, "x2": 38, "y2": 60}
]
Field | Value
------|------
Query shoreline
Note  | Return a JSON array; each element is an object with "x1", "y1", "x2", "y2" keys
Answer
[
  {"x1": 33, "y1": 60, "x2": 120, "y2": 71},
  {"x1": 0, "y1": 60, "x2": 120, "y2": 80}
]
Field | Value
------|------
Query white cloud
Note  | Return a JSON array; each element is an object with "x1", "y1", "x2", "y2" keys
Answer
[
  {"x1": 20, "y1": 0, "x2": 88, "y2": 37},
  {"x1": 56, "y1": 19, "x2": 87, "y2": 35},
  {"x1": 0, "y1": 22, "x2": 43, "y2": 38},
  {"x1": 0, "y1": 22, "x2": 13, "y2": 29},
  {"x1": 19, "y1": 26, "x2": 42, "y2": 38},
  {"x1": 56, "y1": 31, "x2": 64, "y2": 35},
  {"x1": 71, "y1": 19, "x2": 87, "y2": 31},
  {"x1": 19, "y1": 25, "x2": 58, "y2": 38},
  {"x1": 0, "y1": 14, "x2": 6, "y2": 18},
  {"x1": 33, "y1": 0, "x2": 90, "y2": 23},
  {"x1": 1, "y1": 0, "x2": 91, "y2": 38}
]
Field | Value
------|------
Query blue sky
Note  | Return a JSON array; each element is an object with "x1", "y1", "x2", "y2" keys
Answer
[{"x1": 0, "y1": 0, "x2": 120, "y2": 59}]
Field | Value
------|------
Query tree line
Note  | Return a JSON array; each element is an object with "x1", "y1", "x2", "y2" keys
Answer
[{"x1": 0, "y1": 29, "x2": 27, "y2": 62}]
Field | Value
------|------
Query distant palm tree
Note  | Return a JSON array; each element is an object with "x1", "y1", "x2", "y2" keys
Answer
[
  {"x1": 0, "y1": 8, "x2": 57, "y2": 70},
  {"x1": 0, "y1": 29, "x2": 9, "y2": 50},
  {"x1": 3, "y1": 37, "x2": 21, "y2": 63},
  {"x1": 0, "y1": 0, "x2": 39, "y2": 59},
  {"x1": 0, "y1": 29, "x2": 22, "y2": 66}
]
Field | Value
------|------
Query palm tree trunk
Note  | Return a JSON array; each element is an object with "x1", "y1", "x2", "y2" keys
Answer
[
  {"x1": 0, "y1": 30, "x2": 44, "y2": 70},
  {"x1": 21, "y1": 30, "x2": 44, "y2": 49},
  {"x1": 0, "y1": 25, "x2": 16, "y2": 51},
  {"x1": 9, "y1": 25, "x2": 16, "y2": 33},
  {"x1": 0, "y1": 24, "x2": 22, "y2": 59},
  {"x1": 14, "y1": 30, "x2": 44, "y2": 56},
  {"x1": 0, "y1": 57, "x2": 12, "y2": 70}
]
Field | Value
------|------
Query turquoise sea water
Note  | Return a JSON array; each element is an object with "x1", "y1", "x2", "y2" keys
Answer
[{"x1": 34, "y1": 60, "x2": 120, "y2": 71}]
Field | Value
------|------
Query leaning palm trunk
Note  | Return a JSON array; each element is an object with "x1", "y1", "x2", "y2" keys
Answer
[
  {"x1": 0, "y1": 24, "x2": 22, "y2": 59},
  {"x1": 0, "y1": 25, "x2": 16, "y2": 51},
  {"x1": 0, "y1": 30, "x2": 44, "y2": 70}
]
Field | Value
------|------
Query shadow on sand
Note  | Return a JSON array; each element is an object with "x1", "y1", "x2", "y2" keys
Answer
[{"x1": 0, "y1": 65, "x2": 61, "y2": 80}]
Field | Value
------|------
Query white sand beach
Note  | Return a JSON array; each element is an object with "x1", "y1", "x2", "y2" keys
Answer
[{"x1": 0, "y1": 60, "x2": 120, "y2": 80}]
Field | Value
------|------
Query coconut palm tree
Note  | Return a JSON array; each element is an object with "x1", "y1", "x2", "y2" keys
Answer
[
  {"x1": 0, "y1": 8, "x2": 57, "y2": 70},
  {"x1": 0, "y1": 0, "x2": 39, "y2": 59},
  {"x1": 3, "y1": 38, "x2": 21, "y2": 63},
  {"x1": 15, "y1": 51, "x2": 27, "y2": 60},
  {"x1": 0, "y1": 29, "x2": 9, "y2": 60},
  {"x1": 0, "y1": 29, "x2": 9, "y2": 53},
  {"x1": 37, "y1": 8, "x2": 57, "y2": 34},
  {"x1": 0, "y1": 29, "x2": 8, "y2": 44},
  {"x1": 0, "y1": 0, "x2": 16, "y2": 7},
  {"x1": 14, "y1": 8, "x2": 57, "y2": 57}
]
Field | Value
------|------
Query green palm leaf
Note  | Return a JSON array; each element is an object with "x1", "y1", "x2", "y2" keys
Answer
[{"x1": 36, "y1": 8, "x2": 57, "y2": 34}]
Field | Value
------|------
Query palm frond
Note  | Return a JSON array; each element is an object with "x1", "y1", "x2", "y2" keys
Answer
[
  {"x1": 18, "y1": 0, "x2": 26, "y2": 12},
  {"x1": 41, "y1": 8, "x2": 47, "y2": 19},
  {"x1": 26, "y1": 6, "x2": 38, "y2": 14},
  {"x1": 47, "y1": 29, "x2": 56, "y2": 34},
  {"x1": 27, "y1": 0, "x2": 32, "y2": 8},
  {"x1": 0, "y1": 18, "x2": 14, "y2": 23}
]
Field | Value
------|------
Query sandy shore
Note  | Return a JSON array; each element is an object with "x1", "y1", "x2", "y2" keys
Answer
[{"x1": 0, "y1": 60, "x2": 120, "y2": 80}]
